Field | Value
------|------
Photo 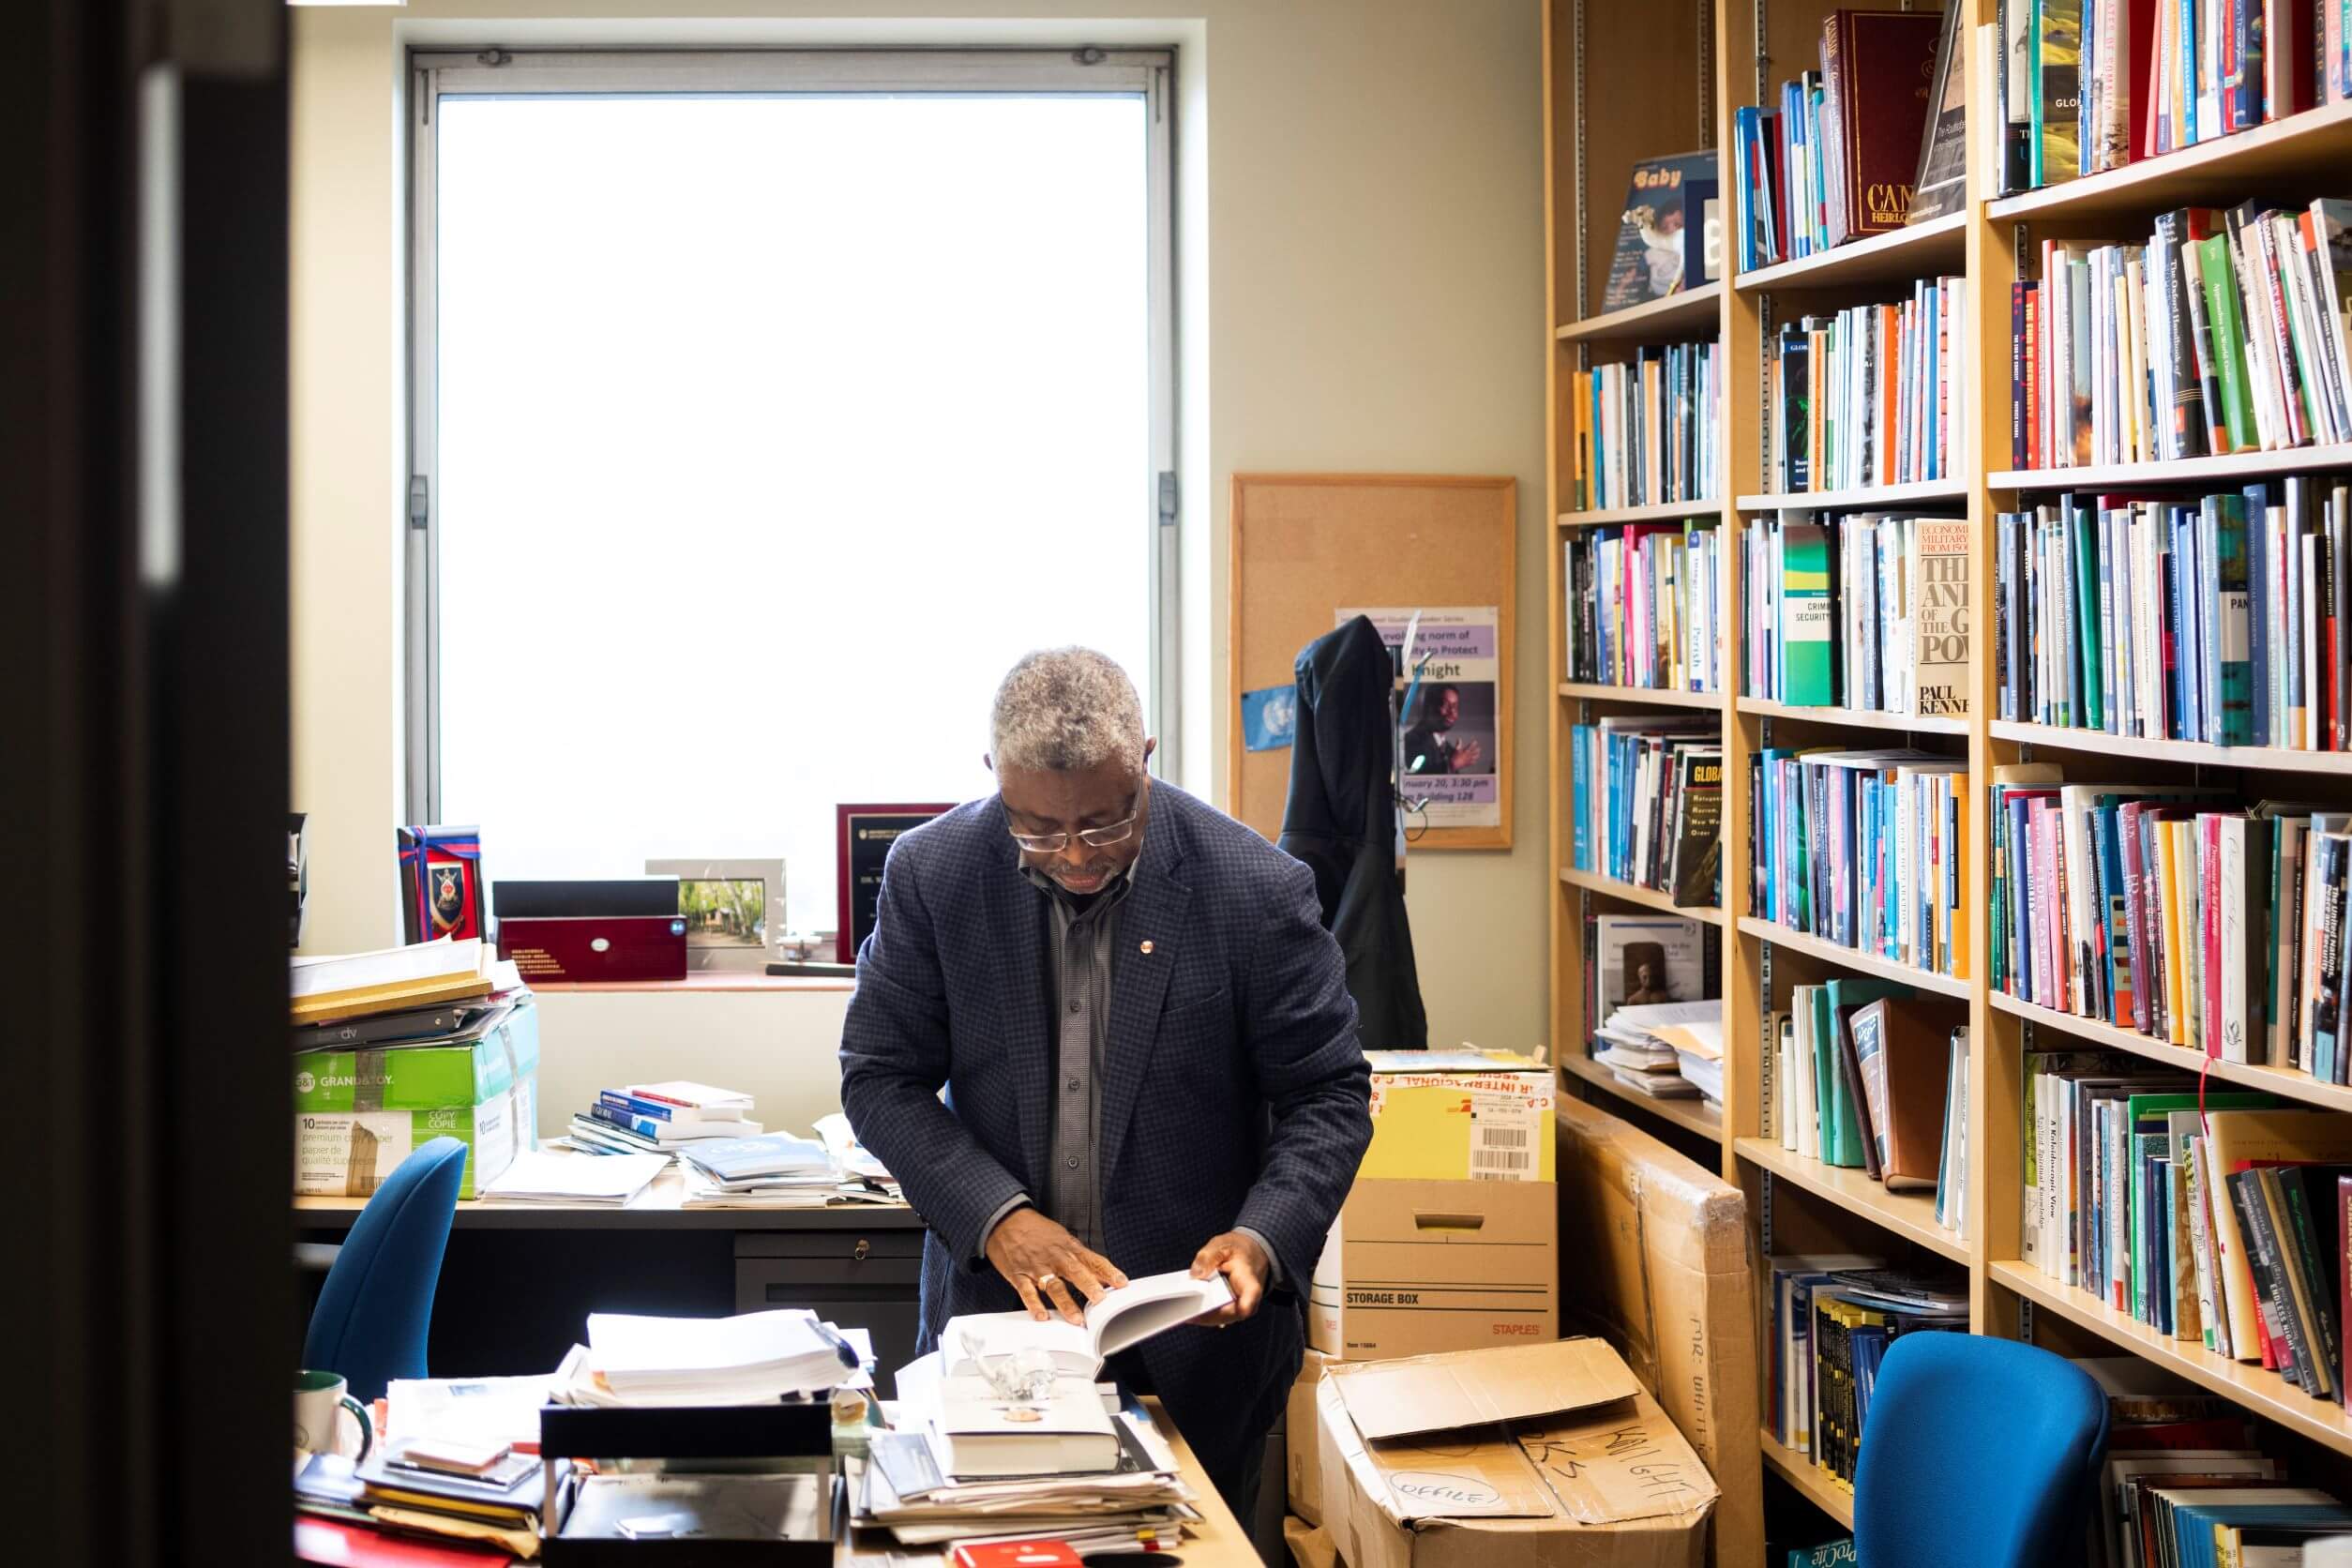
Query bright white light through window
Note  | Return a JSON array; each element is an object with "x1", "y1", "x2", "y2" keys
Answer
[{"x1": 434, "y1": 95, "x2": 1153, "y2": 937}]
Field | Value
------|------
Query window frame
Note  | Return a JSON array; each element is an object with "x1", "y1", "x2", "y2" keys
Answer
[{"x1": 402, "y1": 47, "x2": 1181, "y2": 824}]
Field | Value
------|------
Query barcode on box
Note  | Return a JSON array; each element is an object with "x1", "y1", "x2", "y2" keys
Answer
[
  {"x1": 1470, "y1": 1149, "x2": 1532, "y2": 1173},
  {"x1": 1475, "y1": 1126, "x2": 1530, "y2": 1149}
]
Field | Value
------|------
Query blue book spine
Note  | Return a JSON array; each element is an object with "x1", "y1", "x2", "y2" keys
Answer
[
  {"x1": 1571, "y1": 725, "x2": 1592, "y2": 870},
  {"x1": 598, "y1": 1090, "x2": 678, "y2": 1123},
  {"x1": 586, "y1": 1102, "x2": 664, "y2": 1140}
]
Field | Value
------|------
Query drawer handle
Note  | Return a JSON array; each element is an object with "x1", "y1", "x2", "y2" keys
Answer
[{"x1": 853, "y1": 1239, "x2": 870, "y2": 1261}]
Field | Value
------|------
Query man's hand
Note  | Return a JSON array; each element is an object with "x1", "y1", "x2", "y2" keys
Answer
[
  {"x1": 1189, "y1": 1231, "x2": 1270, "y2": 1326},
  {"x1": 985, "y1": 1207, "x2": 1128, "y2": 1324},
  {"x1": 1447, "y1": 740, "x2": 1485, "y2": 774}
]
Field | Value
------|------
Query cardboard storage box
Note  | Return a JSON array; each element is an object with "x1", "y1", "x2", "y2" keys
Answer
[
  {"x1": 1556, "y1": 1095, "x2": 1761, "y2": 1568},
  {"x1": 293, "y1": 998, "x2": 539, "y2": 1199},
  {"x1": 1287, "y1": 1348, "x2": 1336, "y2": 1524},
  {"x1": 1283, "y1": 1515, "x2": 1338, "y2": 1568},
  {"x1": 1315, "y1": 1338, "x2": 1717, "y2": 1568},
  {"x1": 1362, "y1": 1050, "x2": 1555, "y2": 1183},
  {"x1": 1309, "y1": 1177, "x2": 1558, "y2": 1360}
]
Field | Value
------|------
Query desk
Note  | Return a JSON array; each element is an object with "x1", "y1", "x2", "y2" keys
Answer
[
  {"x1": 295, "y1": 1172, "x2": 927, "y2": 1385},
  {"x1": 840, "y1": 1399, "x2": 1259, "y2": 1568}
]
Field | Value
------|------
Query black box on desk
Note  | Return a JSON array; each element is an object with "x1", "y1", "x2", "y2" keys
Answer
[{"x1": 539, "y1": 1402, "x2": 837, "y2": 1566}]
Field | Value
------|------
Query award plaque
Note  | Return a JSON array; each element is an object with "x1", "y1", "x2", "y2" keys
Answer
[{"x1": 836, "y1": 805, "x2": 952, "y2": 963}]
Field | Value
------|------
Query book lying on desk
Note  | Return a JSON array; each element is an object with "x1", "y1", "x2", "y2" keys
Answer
[
  {"x1": 932, "y1": 1377, "x2": 1123, "y2": 1478},
  {"x1": 942, "y1": 1270, "x2": 1232, "y2": 1380}
]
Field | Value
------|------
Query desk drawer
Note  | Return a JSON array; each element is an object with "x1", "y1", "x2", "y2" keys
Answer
[
  {"x1": 734, "y1": 1250, "x2": 923, "y2": 1396},
  {"x1": 733, "y1": 1229, "x2": 926, "y2": 1262}
]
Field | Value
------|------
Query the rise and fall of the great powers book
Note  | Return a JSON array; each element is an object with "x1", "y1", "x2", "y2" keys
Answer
[{"x1": 1912, "y1": 518, "x2": 1970, "y2": 718}]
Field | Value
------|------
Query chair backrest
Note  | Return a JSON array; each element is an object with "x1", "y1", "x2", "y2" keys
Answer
[
  {"x1": 302, "y1": 1137, "x2": 469, "y2": 1403},
  {"x1": 1853, "y1": 1333, "x2": 2109, "y2": 1568}
]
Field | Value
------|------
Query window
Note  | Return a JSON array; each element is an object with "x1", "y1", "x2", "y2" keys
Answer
[{"x1": 408, "y1": 51, "x2": 1176, "y2": 939}]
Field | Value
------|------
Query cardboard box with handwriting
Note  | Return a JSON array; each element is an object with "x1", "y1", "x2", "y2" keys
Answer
[
  {"x1": 1308, "y1": 1177, "x2": 1558, "y2": 1360},
  {"x1": 1315, "y1": 1338, "x2": 1717, "y2": 1568}
]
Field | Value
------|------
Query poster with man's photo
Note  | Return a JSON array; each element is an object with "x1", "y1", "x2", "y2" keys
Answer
[{"x1": 1337, "y1": 605, "x2": 1502, "y2": 831}]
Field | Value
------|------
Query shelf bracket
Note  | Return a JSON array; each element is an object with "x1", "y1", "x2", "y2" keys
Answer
[
  {"x1": 1573, "y1": 0, "x2": 1589, "y2": 324},
  {"x1": 2018, "y1": 1298, "x2": 2035, "y2": 1344},
  {"x1": 1759, "y1": 1168, "x2": 1773, "y2": 1255}
]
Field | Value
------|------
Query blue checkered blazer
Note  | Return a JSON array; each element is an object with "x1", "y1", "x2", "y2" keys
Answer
[{"x1": 838, "y1": 782, "x2": 1370, "y2": 1476}]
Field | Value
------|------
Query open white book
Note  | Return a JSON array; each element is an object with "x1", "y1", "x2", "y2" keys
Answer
[{"x1": 944, "y1": 1269, "x2": 1232, "y2": 1380}]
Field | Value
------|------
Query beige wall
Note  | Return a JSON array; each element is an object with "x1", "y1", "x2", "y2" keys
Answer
[{"x1": 291, "y1": 0, "x2": 1550, "y2": 1127}]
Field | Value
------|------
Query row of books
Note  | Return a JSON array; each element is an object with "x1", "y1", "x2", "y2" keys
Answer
[
  {"x1": 2013, "y1": 204, "x2": 2352, "y2": 471},
  {"x1": 1565, "y1": 342, "x2": 1723, "y2": 512},
  {"x1": 1738, "y1": 510, "x2": 1972, "y2": 718},
  {"x1": 1751, "y1": 747, "x2": 1972, "y2": 980},
  {"x1": 1988, "y1": 767, "x2": 2352, "y2": 1086},
  {"x1": 2021, "y1": 1068, "x2": 2352, "y2": 1409},
  {"x1": 1993, "y1": 0, "x2": 2350, "y2": 197},
  {"x1": 1767, "y1": 281, "x2": 1969, "y2": 497},
  {"x1": 1764, "y1": 1259, "x2": 1968, "y2": 1488},
  {"x1": 1994, "y1": 480, "x2": 2352, "y2": 748},
  {"x1": 1727, "y1": 9, "x2": 1950, "y2": 270},
  {"x1": 1562, "y1": 521, "x2": 1725, "y2": 694},
  {"x1": 1567, "y1": 718, "x2": 1723, "y2": 907},
  {"x1": 1762, "y1": 982, "x2": 1969, "y2": 1239}
]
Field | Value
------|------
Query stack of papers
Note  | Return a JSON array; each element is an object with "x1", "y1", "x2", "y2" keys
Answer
[
  {"x1": 1592, "y1": 1000, "x2": 1722, "y2": 1106},
  {"x1": 817, "y1": 1111, "x2": 901, "y2": 1197},
  {"x1": 569, "y1": 1079, "x2": 763, "y2": 1157},
  {"x1": 551, "y1": 1308, "x2": 860, "y2": 1408},
  {"x1": 478, "y1": 1150, "x2": 668, "y2": 1206},
  {"x1": 674, "y1": 1132, "x2": 881, "y2": 1207}
]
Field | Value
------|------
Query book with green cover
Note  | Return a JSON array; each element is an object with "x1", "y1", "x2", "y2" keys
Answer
[
  {"x1": 1817, "y1": 977, "x2": 1916, "y2": 1167},
  {"x1": 1781, "y1": 520, "x2": 1835, "y2": 705},
  {"x1": 2198, "y1": 232, "x2": 2259, "y2": 452}
]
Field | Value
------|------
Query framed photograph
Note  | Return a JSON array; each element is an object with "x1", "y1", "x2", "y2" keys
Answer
[
  {"x1": 397, "y1": 824, "x2": 485, "y2": 943},
  {"x1": 642, "y1": 858, "x2": 784, "y2": 972},
  {"x1": 837, "y1": 805, "x2": 954, "y2": 963}
]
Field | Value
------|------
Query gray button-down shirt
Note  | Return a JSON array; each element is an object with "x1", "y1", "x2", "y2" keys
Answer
[{"x1": 975, "y1": 856, "x2": 1280, "y2": 1289}]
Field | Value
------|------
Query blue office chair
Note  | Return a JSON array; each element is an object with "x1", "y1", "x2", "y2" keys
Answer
[
  {"x1": 1852, "y1": 1333, "x2": 2109, "y2": 1568},
  {"x1": 302, "y1": 1136, "x2": 469, "y2": 1403}
]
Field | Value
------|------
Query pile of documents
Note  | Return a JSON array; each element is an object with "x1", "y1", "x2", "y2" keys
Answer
[
  {"x1": 675, "y1": 1131, "x2": 895, "y2": 1208},
  {"x1": 567, "y1": 1079, "x2": 763, "y2": 1156},
  {"x1": 550, "y1": 1307, "x2": 864, "y2": 1409},
  {"x1": 478, "y1": 1149, "x2": 667, "y2": 1207},
  {"x1": 848, "y1": 1271, "x2": 1229, "y2": 1552},
  {"x1": 818, "y1": 1110, "x2": 903, "y2": 1200},
  {"x1": 294, "y1": 1433, "x2": 547, "y2": 1561},
  {"x1": 1593, "y1": 999, "x2": 1724, "y2": 1108}
]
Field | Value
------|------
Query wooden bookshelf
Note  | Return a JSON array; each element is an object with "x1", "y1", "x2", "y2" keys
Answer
[
  {"x1": 1732, "y1": 916, "x2": 1972, "y2": 1001},
  {"x1": 1984, "y1": 99, "x2": 2352, "y2": 223},
  {"x1": 1989, "y1": 1261, "x2": 2352, "y2": 1457},
  {"x1": 1988, "y1": 442, "x2": 2352, "y2": 490},
  {"x1": 1560, "y1": 865, "x2": 1726, "y2": 924},
  {"x1": 1988, "y1": 991, "x2": 2352, "y2": 1115},
  {"x1": 1556, "y1": 281, "x2": 1724, "y2": 343},
  {"x1": 1559, "y1": 680, "x2": 1725, "y2": 710},
  {"x1": 1986, "y1": 719, "x2": 2352, "y2": 776},
  {"x1": 1758, "y1": 1431, "x2": 1855, "y2": 1527},
  {"x1": 1737, "y1": 1137, "x2": 1970, "y2": 1265},
  {"x1": 1733, "y1": 209, "x2": 1968, "y2": 294},
  {"x1": 1733, "y1": 477, "x2": 1971, "y2": 511},
  {"x1": 1560, "y1": 1047, "x2": 1726, "y2": 1141},
  {"x1": 1735, "y1": 696, "x2": 1969, "y2": 736},
  {"x1": 1558, "y1": 500, "x2": 1723, "y2": 526}
]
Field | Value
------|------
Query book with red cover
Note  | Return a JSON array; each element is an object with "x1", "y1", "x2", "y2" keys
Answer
[
  {"x1": 295, "y1": 1517, "x2": 510, "y2": 1567},
  {"x1": 951, "y1": 1544, "x2": 1086, "y2": 1568},
  {"x1": 497, "y1": 913, "x2": 686, "y2": 983},
  {"x1": 1818, "y1": 9, "x2": 1945, "y2": 242},
  {"x1": 2341, "y1": 1172, "x2": 2352, "y2": 1411}
]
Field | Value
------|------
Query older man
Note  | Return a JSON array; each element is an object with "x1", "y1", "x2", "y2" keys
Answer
[{"x1": 839, "y1": 647, "x2": 1370, "y2": 1521}]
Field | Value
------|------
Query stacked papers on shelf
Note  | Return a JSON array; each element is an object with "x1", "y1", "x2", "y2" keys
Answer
[
  {"x1": 478, "y1": 1151, "x2": 667, "y2": 1206},
  {"x1": 1593, "y1": 999, "x2": 1723, "y2": 1107},
  {"x1": 550, "y1": 1308, "x2": 859, "y2": 1407}
]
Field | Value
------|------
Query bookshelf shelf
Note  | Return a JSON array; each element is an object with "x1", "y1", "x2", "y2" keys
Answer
[
  {"x1": 1735, "y1": 916, "x2": 1972, "y2": 1001},
  {"x1": 1986, "y1": 719, "x2": 2352, "y2": 776},
  {"x1": 1560, "y1": 1048, "x2": 1726, "y2": 1140},
  {"x1": 1732, "y1": 478, "x2": 1969, "y2": 512},
  {"x1": 1758, "y1": 1429, "x2": 1855, "y2": 1527},
  {"x1": 1987, "y1": 991, "x2": 2352, "y2": 1114},
  {"x1": 1560, "y1": 865, "x2": 1726, "y2": 925},
  {"x1": 1557, "y1": 501, "x2": 1724, "y2": 527},
  {"x1": 1736, "y1": 1137, "x2": 1969, "y2": 1264},
  {"x1": 1734, "y1": 696, "x2": 1969, "y2": 736},
  {"x1": 1988, "y1": 443, "x2": 2352, "y2": 491},
  {"x1": 1733, "y1": 210, "x2": 1968, "y2": 295},
  {"x1": 1560, "y1": 681, "x2": 1726, "y2": 710},
  {"x1": 1988, "y1": 1261, "x2": 2352, "y2": 1458},
  {"x1": 1555, "y1": 281, "x2": 1724, "y2": 343},
  {"x1": 1984, "y1": 100, "x2": 2352, "y2": 225}
]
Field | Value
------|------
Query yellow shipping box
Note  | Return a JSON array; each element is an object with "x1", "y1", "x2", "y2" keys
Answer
[{"x1": 1362, "y1": 1049, "x2": 1555, "y2": 1183}]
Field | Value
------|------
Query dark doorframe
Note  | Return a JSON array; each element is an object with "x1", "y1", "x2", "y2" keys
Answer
[{"x1": 5, "y1": 1, "x2": 293, "y2": 1560}]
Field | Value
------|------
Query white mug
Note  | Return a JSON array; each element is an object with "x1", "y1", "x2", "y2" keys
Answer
[{"x1": 294, "y1": 1369, "x2": 374, "y2": 1461}]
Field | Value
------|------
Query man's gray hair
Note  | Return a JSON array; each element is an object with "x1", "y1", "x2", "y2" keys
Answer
[{"x1": 989, "y1": 648, "x2": 1147, "y2": 774}]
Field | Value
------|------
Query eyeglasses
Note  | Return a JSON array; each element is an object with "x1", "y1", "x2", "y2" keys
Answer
[{"x1": 1005, "y1": 808, "x2": 1141, "y2": 855}]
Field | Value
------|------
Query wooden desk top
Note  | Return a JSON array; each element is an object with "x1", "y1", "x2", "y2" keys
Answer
[
  {"x1": 294, "y1": 1168, "x2": 922, "y2": 1232},
  {"x1": 838, "y1": 1398, "x2": 1259, "y2": 1568}
]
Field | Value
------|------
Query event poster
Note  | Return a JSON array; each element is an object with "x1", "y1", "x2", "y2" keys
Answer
[{"x1": 1337, "y1": 606, "x2": 1501, "y2": 830}]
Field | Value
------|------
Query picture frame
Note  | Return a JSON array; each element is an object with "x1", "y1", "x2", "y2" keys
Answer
[
  {"x1": 837, "y1": 805, "x2": 955, "y2": 962},
  {"x1": 641, "y1": 857, "x2": 784, "y2": 972}
]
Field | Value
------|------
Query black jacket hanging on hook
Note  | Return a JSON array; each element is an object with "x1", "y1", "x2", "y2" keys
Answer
[{"x1": 1276, "y1": 614, "x2": 1428, "y2": 1049}]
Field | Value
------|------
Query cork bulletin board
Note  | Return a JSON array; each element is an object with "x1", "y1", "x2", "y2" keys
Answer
[{"x1": 1227, "y1": 474, "x2": 1516, "y2": 852}]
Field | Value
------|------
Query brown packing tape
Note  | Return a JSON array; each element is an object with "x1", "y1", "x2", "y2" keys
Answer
[
  {"x1": 353, "y1": 1047, "x2": 388, "y2": 1113},
  {"x1": 347, "y1": 1121, "x2": 383, "y2": 1196}
]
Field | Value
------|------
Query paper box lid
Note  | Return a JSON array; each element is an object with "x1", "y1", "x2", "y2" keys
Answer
[
  {"x1": 1366, "y1": 1048, "x2": 1545, "y2": 1077},
  {"x1": 1325, "y1": 1339, "x2": 1717, "y2": 1529}
]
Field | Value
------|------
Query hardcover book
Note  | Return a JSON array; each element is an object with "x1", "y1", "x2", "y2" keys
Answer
[
  {"x1": 1908, "y1": 0, "x2": 1970, "y2": 221},
  {"x1": 1819, "y1": 8, "x2": 1946, "y2": 240}
]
